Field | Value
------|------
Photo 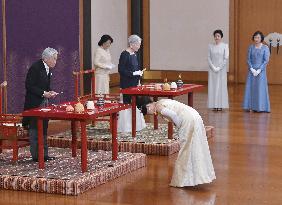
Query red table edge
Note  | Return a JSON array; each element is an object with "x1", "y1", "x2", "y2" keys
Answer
[
  {"x1": 23, "y1": 103, "x2": 130, "y2": 173},
  {"x1": 120, "y1": 84, "x2": 204, "y2": 138}
]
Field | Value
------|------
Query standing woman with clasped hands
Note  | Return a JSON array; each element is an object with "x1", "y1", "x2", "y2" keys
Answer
[
  {"x1": 207, "y1": 29, "x2": 229, "y2": 111},
  {"x1": 118, "y1": 34, "x2": 143, "y2": 104},
  {"x1": 243, "y1": 31, "x2": 270, "y2": 112},
  {"x1": 117, "y1": 34, "x2": 146, "y2": 133},
  {"x1": 93, "y1": 34, "x2": 114, "y2": 94}
]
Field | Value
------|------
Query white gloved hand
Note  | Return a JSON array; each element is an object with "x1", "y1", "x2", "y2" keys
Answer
[
  {"x1": 250, "y1": 68, "x2": 257, "y2": 76},
  {"x1": 160, "y1": 108, "x2": 182, "y2": 127},
  {"x1": 213, "y1": 67, "x2": 220, "y2": 72},
  {"x1": 133, "y1": 70, "x2": 142, "y2": 76},
  {"x1": 105, "y1": 63, "x2": 115, "y2": 70},
  {"x1": 43, "y1": 91, "x2": 53, "y2": 99},
  {"x1": 256, "y1": 69, "x2": 261, "y2": 75},
  {"x1": 253, "y1": 71, "x2": 258, "y2": 77},
  {"x1": 212, "y1": 66, "x2": 217, "y2": 72}
]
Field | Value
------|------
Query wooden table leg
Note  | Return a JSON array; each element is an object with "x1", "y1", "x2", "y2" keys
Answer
[
  {"x1": 188, "y1": 92, "x2": 193, "y2": 107},
  {"x1": 132, "y1": 96, "x2": 137, "y2": 138},
  {"x1": 111, "y1": 112, "x2": 118, "y2": 160},
  {"x1": 71, "y1": 120, "x2": 77, "y2": 157},
  {"x1": 0, "y1": 88, "x2": 2, "y2": 114},
  {"x1": 0, "y1": 143, "x2": 2, "y2": 154},
  {"x1": 37, "y1": 118, "x2": 44, "y2": 169},
  {"x1": 168, "y1": 96, "x2": 173, "y2": 139},
  {"x1": 80, "y1": 121, "x2": 87, "y2": 172},
  {"x1": 168, "y1": 122, "x2": 173, "y2": 139},
  {"x1": 153, "y1": 96, "x2": 158, "y2": 130},
  {"x1": 110, "y1": 115, "x2": 113, "y2": 133}
]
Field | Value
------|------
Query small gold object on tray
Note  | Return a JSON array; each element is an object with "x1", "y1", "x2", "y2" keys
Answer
[
  {"x1": 74, "y1": 98, "x2": 85, "y2": 113},
  {"x1": 66, "y1": 105, "x2": 74, "y2": 112},
  {"x1": 163, "y1": 78, "x2": 170, "y2": 91}
]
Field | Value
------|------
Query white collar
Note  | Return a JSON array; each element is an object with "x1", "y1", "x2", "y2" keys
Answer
[{"x1": 42, "y1": 60, "x2": 49, "y2": 70}]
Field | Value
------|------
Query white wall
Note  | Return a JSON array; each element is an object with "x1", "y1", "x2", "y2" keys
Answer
[
  {"x1": 150, "y1": 0, "x2": 229, "y2": 71},
  {"x1": 91, "y1": 0, "x2": 128, "y2": 73}
]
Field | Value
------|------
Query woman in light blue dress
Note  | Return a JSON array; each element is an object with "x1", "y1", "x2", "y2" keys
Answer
[{"x1": 243, "y1": 31, "x2": 270, "y2": 112}]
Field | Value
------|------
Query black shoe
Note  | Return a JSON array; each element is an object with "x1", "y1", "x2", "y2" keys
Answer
[
  {"x1": 32, "y1": 156, "x2": 56, "y2": 162},
  {"x1": 44, "y1": 156, "x2": 56, "y2": 161}
]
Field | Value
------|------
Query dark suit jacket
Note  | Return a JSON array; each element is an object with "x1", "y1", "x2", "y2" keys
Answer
[{"x1": 22, "y1": 60, "x2": 51, "y2": 126}]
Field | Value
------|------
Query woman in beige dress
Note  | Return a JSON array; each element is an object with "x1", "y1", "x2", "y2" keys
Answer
[{"x1": 93, "y1": 35, "x2": 114, "y2": 94}]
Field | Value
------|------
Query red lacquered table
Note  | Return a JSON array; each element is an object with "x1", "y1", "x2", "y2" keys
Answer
[
  {"x1": 120, "y1": 84, "x2": 204, "y2": 138},
  {"x1": 22, "y1": 102, "x2": 130, "y2": 173}
]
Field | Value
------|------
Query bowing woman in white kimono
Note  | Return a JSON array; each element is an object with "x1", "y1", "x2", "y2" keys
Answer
[
  {"x1": 208, "y1": 29, "x2": 229, "y2": 111},
  {"x1": 142, "y1": 99, "x2": 216, "y2": 187}
]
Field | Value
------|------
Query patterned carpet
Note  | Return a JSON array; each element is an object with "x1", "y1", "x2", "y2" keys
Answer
[
  {"x1": 0, "y1": 147, "x2": 146, "y2": 195},
  {"x1": 48, "y1": 122, "x2": 214, "y2": 155},
  {"x1": 0, "y1": 122, "x2": 213, "y2": 195},
  {"x1": 52, "y1": 122, "x2": 178, "y2": 144}
]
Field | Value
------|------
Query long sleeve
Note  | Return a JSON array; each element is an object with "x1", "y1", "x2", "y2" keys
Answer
[
  {"x1": 93, "y1": 48, "x2": 110, "y2": 69},
  {"x1": 208, "y1": 45, "x2": 217, "y2": 72},
  {"x1": 25, "y1": 66, "x2": 44, "y2": 97},
  {"x1": 220, "y1": 44, "x2": 229, "y2": 69},
  {"x1": 259, "y1": 46, "x2": 270, "y2": 71},
  {"x1": 160, "y1": 107, "x2": 182, "y2": 127},
  {"x1": 118, "y1": 52, "x2": 134, "y2": 78},
  {"x1": 47, "y1": 73, "x2": 51, "y2": 91},
  {"x1": 247, "y1": 45, "x2": 253, "y2": 70}
]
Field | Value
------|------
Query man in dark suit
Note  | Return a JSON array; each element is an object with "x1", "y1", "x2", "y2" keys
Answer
[{"x1": 23, "y1": 47, "x2": 59, "y2": 162}]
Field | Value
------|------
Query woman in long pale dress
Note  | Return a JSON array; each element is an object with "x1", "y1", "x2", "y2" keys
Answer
[
  {"x1": 243, "y1": 31, "x2": 270, "y2": 112},
  {"x1": 208, "y1": 29, "x2": 229, "y2": 111},
  {"x1": 143, "y1": 99, "x2": 216, "y2": 187},
  {"x1": 93, "y1": 35, "x2": 114, "y2": 94}
]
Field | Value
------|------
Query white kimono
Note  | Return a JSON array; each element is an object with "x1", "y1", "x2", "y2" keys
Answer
[
  {"x1": 207, "y1": 43, "x2": 229, "y2": 109},
  {"x1": 156, "y1": 99, "x2": 216, "y2": 187}
]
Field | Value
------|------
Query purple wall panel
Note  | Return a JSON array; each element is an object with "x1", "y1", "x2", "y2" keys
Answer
[
  {"x1": 6, "y1": 0, "x2": 79, "y2": 113},
  {"x1": 0, "y1": 7, "x2": 3, "y2": 84}
]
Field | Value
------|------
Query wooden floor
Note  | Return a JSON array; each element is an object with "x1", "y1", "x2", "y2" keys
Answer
[{"x1": 1, "y1": 84, "x2": 282, "y2": 205}]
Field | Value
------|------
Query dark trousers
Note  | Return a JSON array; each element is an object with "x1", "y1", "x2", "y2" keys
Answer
[
  {"x1": 123, "y1": 94, "x2": 132, "y2": 104},
  {"x1": 29, "y1": 118, "x2": 49, "y2": 160},
  {"x1": 28, "y1": 99, "x2": 49, "y2": 160}
]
